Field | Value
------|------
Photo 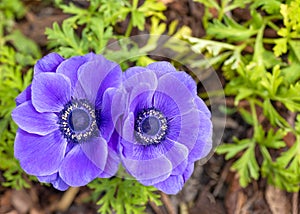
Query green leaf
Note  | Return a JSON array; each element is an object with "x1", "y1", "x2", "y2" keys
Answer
[
  {"x1": 139, "y1": 0, "x2": 166, "y2": 20},
  {"x1": 194, "y1": 0, "x2": 220, "y2": 10},
  {"x1": 281, "y1": 62, "x2": 300, "y2": 84},
  {"x1": 258, "y1": 128, "x2": 286, "y2": 149},
  {"x1": 260, "y1": 65, "x2": 283, "y2": 97},
  {"x1": 260, "y1": 145, "x2": 299, "y2": 192},
  {"x1": 273, "y1": 38, "x2": 288, "y2": 57},
  {"x1": 89, "y1": 177, "x2": 161, "y2": 214},
  {"x1": 234, "y1": 88, "x2": 253, "y2": 105},
  {"x1": 207, "y1": 16, "x2": 257, "y2": 42},
  {"x1": 131, "y1": 10, "x2": 145, "y2": 30},
  {"x1": 216, "y1": 138, "x2": 251, "y2": 160},
  {"x1": 186, "y1": 36, "x2": 235, "y2": 56},
  {"x1": 231, "y1": 143, "x2": 259, "y2": 187},
  {"x1": 251, "y1": 0, "x2": 281, "y2": 14},
  {"x1": 277, "y1": 82, "x2": 300, "y2": 111},
  {"x1": 289, "y1": 40, "x2": 300, "y2": 62},
  {"x1": 5, "y1": 30, "x2": 41, "y2": 60},
  {"x1": 239, "y1": 108, "x2": 253, "y2": 125}
]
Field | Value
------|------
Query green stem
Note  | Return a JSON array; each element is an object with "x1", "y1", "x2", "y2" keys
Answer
[
  {"x1": 125, "y1": 0, "x2": 139, "y2": 37},
  {"x1": 132, "y1": 0, "x2": 139, "y2": 9},
  {"x1": 125, "y1": 20, "x2": 133, "y2": 37},
  {"x1": 262, "y1": 38, "x2": 276, "y2": 44},
  {"x1": 249, "y1": 99, "x2": 259, "y2": 136},
  {"x1": 267, "y1": 20, "x2": 280, "y2": 31}
]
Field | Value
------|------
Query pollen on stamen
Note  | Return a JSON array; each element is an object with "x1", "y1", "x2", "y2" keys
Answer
[{"x1": 134, "y1": 107, "x2": 168, "y2": 146}]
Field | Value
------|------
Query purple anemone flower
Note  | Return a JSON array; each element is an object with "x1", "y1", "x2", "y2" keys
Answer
[
  {"x1": 12, "y1": 52, "x2": 121, "y2": 190},
  {"x1": 117, "y1": 62, "x2": 212, "y2": 194}
]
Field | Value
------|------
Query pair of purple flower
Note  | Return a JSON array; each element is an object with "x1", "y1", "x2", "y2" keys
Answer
[{"x1": 12, "y1": 53, "x2": 212, "y2": 194}]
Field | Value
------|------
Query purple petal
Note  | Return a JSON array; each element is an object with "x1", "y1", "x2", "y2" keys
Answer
[
  {"x1": 189, "y1": 135, "x2": 212, "y2": 163},
  {"x1": 107, "y1": 130, "x2": 120, "y2": 154},
  {"x1": 98, "y1": 130, "x2": 120, "y2": 178},
  {"x1": 59, "y1": 145, "x2": 101, "y2": 186},
  {"x1": 52, "y1": 176, "x2": 69, "y2": 191},
  {"x1": 166, "y1": 114, "x2": 181, "y2": 142},
  {"x1": 123, "y1": 66, "x2": 149, "y2": 80},
  {"x1": 96, "y1": 62, "x2": 122, "y2": 102},
  {"x1": 37, "y1": 173, "x2": 69, "y2": 191},
  {"x1": 79, "y1": 136, "x2": 108, "y2": 171},
  {"x1": 146, "y1": 62, "x2": 176, "y2": 78},
  {"x1": 154, "y1": 174, "x2": 184, "y2": 195},
  {"x1": 162, "y1": 139, "x2": 189, "y2": 174},
  {"x1": 129, "y1": 90, "x2": 154, "y2": 116},
  {"x1": 153, "y1": 91, "x2": 180, "y2": 119},
  {"x1": 120, "y1": 139, "x2": 188, "y2": 184},
  {"x1": 72, "y1": 81, "x2": 87, "y2": 100},
  {"x1": 34, "y1": 53, "x2": 64, "y2": 75},
  {"x1": 32, "y1": 73, "x2": 71, "y2": 113},
  {"x1": 188, "y1": 110, "x2": 212, "y2": 161},
  {"x1": 156, "y1": 73, "x2": 195, "y2": 115},
  {"x1": 172, "y1": 158, "x2": 188, "y2": 175},
  {"x1": 168, "y1": 109, "x2": 201, "y2": 152},
  {"x1": 56, "y1": 56, "x2": 88, "y2": 88},
  {"x1": 169, "y1": 71, "x2": 197, "y2": 95},
  {"x1": 121, "y1": 112, "x2": 135, "y2": 143},
  {"x1": 98, "y1": 151, "x2": 120, "y2": 178},
  {"x1": 119, "y1": 142, "x2": 173, "y2": 182},
  {"x1": 123, "y1": 68, "x2": 158, "y2": 94},
  {"x1": 110, "y1": 89, "x2": 127, "y2": 136},
  {"x1": 195, "y1": 96, "x2": 211, "y2": 118},
  {"x1": 12, "y1": 101, "x2": 58, "y2": 136},
  {"x1": 139, "y1": 173, "x2": 171, "y2": 186},
  {"x1": 37, "y1": 173, "x2": 57, "y2": 183},
  {"x1": 14, "y1": 129, "x2": 67, "y2": 176},
  {"x1": 84, "y1": 52, "x2": 103, "y2": 61},
  {"x1": 78, "y1": 57, "x2": 122, "y2": 104},
  {"x1": 183, "y1": 162, "x2": 194, "y2": 182},
  {"x1": 16, "y1": 85, "x2": 31, "y2": 106},
  {"x1": 98, "y1": 88, "x2": 118, "y2": 141}
]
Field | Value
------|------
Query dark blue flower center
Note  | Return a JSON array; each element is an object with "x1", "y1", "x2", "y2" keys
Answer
[
  {"x1": 58, "y1": 99, "x2": 98, "y2": 143},
  {"x1": 68, "y1": 109, "x2": 90, "y2": 132},
  {"x1": 141, "y1": 116, "x2": 161, "y2": 136},
  {"x1": 135, "y1": 108, "x2": 168, "y2": 145}
]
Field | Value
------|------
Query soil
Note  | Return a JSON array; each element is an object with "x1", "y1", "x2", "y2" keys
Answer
[{"x1": 0, "y1": 0, "x2": 298, "y2": 214}]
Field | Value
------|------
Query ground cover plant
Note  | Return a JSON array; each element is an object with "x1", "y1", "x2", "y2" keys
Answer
[
  {"x1": 0, "y1": 0, "x2": 299, "y2": 213},
  {"x1": 189, "y1": 0, "x2": 300, "y2": 192}
]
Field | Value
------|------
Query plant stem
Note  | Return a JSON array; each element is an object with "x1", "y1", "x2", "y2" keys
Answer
[
  {"x1": 125, "y1": 20, "x2": 133, "y2": 37},
  {"x1": 249, "y1": 99, "x2": 259, "y2": 139},
  {"x1": 125, "y1": 0, "x2": 139, "y2": 37}
]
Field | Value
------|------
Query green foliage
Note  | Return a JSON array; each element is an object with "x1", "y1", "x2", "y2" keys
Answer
[
  {"x1": 88, "y1": 177, "x2": 162, "y2": 214},
  {"x1": 0, "y1": 0, "x2": 25, "y2": 32},
  {"x1": 0, "y1": 0, "x2": 41, "y2": 189},
  {"x1": 190, "y1": 0, "x2": 300, "y2": 191},
  {"x1": 0, "y1": 45, "x2": 38, "y2": 189},
  {"x1": 46, "y1": 0, "x2": 166, "y2": 57},
  {"x1": 206, "y1": 16, "x2": 258, "y2": 42},
  {"x1": 273, "y1": 0, "x2": 300, "y2": 57}
]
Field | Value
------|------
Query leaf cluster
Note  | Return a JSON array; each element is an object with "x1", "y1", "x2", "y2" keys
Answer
[
  {"x1": 0, "y1": 0, "x2": 40, "y2": 189},
  {"x1": 45, "y1": 0, "x2": 166, "y2": 57},
  {"x1": 189, "y1": 0, "x2": 300, "y2": 191},
  {"x1": 88, "y1": 177, "x2": 162, "y2": 214}
]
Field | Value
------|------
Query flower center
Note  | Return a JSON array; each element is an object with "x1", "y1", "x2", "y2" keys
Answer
[
  {"x1": 68, "y1": 109, "x2": 90, "y2": 132},
  {"x1": 58, "y1": 99, "x2": 98, "y2": 143},
  {"x1": 135, "y1": 108, "x2": 168, "y2": 145},
  {"x1": 141, "y1": 116, "x2": 161, "y2": 136}
]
